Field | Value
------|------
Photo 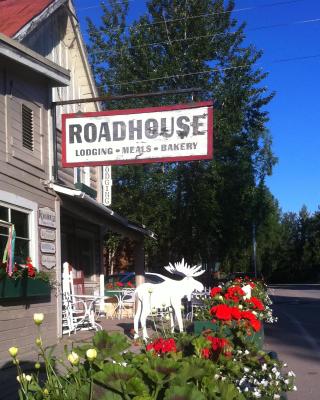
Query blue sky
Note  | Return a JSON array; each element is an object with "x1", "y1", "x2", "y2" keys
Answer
[{"x1": 74, "y1": 0, "x2": 320, "y2": 215}]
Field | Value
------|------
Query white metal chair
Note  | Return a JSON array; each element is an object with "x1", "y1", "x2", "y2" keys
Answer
[
  {"x1": 62, "y1": 262, "x2": 102, "y2": 335},
  {"x1": 188, "y1": 290, "x2": 210, "y2": 321}
]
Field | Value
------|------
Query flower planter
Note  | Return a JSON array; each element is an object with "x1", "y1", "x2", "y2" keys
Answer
[
  {"x1": 0, "y1": 277, "x2": 51, "y2": 299},
  {"x1": 193, "y1": 320, "x2": 264, "y2": 349}
]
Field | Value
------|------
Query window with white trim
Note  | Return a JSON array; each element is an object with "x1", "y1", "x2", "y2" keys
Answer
[
  {"x1": 74, "y1": 167, "x2": 91, "y2": 186},
  {"x1": 0, "y1": 203, "x2": 31, "y2": 265}
]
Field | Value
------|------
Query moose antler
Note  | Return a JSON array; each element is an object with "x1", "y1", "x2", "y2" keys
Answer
[{"x1": 164, "y1": 258, "x2": 205, "y2": 277}]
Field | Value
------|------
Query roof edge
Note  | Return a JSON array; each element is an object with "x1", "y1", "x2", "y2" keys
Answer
[
  {"x1": 0, "y1": 33, "x2": 70, "y2": 86},
  {"x1": 13, "y1": 0, "x2": 67, "y2": 42}
]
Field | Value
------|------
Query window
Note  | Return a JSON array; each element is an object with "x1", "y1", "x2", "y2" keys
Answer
[
  {"x1": 22, "y1": 104, "x2": 34, "y2": 151},
  {"x1": 0, "y1": 204, "x2": 31, "y2": 265},
  {"x1": 74, "y1": 167, "x2": 91, "y2": 186}
]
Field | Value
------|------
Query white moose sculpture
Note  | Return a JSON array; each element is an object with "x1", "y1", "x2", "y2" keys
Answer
[{"x1": 134, "y1": 259, "x2": 205, "y2": 340}]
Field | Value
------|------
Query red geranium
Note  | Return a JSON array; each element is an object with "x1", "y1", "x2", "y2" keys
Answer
[
  {"x1": 210, "y1": 304, "x2": 233, "y2": 321},
  {"x1": 201, "y1": 348, "x2": 210, "y2": 359},
  {"x1": 26, "y1": 258, "x2": 36, "y2": 278},
  {"x1": 230, "y1": 306, "x2": 242, "y2": 320},
  {"x1": 246, "y1": 296, "x2": 264, "y2": 311},
  {"x1": 127, "y1": 281, "x2": 134, "y2": 288},
  {"x1": 224, "y1": 286, "x2": 245, "y2": 302},
  {"x1": 207, "y1": 336, "x2": 232, "y2": 357},
  {"x1": 115, "y1": 281, "x2": 124, "y2": 287},
  {"x1": 146, "y1": 338, "x2": 177, "y2": 355},
  {"x1": 210, "y1": 287, "x2": 222, "y2": 297},
  {"x1": 241, "y1": 310, "x2": 261, "y2": 332}
]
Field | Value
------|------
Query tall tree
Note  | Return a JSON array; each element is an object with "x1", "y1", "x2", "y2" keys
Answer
[{"x1": 87, "y1": 0, "x2": 276, "y2": 272}]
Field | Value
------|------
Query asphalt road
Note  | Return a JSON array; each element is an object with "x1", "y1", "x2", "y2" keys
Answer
[{"x1": 264, "y1": 284, "x2": 320, "y2": 400}]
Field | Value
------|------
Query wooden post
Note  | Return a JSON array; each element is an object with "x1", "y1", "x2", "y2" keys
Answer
[{"x1": 133, "y1": 238, "x2": 145, "y2": 286}]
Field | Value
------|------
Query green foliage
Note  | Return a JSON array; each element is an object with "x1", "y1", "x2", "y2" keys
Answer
[{"x1": 86, "y1": 0, "x2": 277, "y2": 273}]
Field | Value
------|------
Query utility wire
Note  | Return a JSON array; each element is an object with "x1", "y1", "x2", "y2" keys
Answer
[
  {"x1": 78, "y1": 0, "x2": 305, "y2": 34},
  {"x1": 77, "y1": 0, "x2": 302, "y2": 13},
  {"x1": 97, "y1": 52, "x2": 320, "y2": 88},
  {"x1": 87, "y1": 16, "x2": 320, "y2": 56}
]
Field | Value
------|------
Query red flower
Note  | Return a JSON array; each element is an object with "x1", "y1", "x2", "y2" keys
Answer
[
  {"x1": 207, "y1": 336, "x2": 231, "y2": 356},
  {"x1": 146, "y1": 338, "x2": 177, "y2": 355},
  {"x1": 249, "y1": 282, "x2": 255, "y2": 288},
  {"x1": 115, "y1": 282, "x2": 124, "y2": 287},
  {"x1": 246, "y1": 296, "x2": 264, "y2": 311},
  {"x1": 26, "y1": 258, "x2": 36, "y2": 278},
  {"x1": 210, "y1": 304, "x2": 233, "y2": 321},
  {"x1": 201, "y1": 348, "x2": 210, "y2": 359},
  {"x1": 230, "y1": 306, "x2": 242, "y2": 320},
  {"x1": 241, "y1": 310, "x2": 261, "y2": 332},
  {"x1": 210, "y1": 287, "x2": 222, "y2": 298},
  {"x1": 127, "y1": 281, "x2": 134, "y2": 288},
  {"x1": 224, "y1": 286, "x2": 245, "y2": 303}
]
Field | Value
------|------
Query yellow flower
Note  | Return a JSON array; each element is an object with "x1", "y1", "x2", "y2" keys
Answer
[
  {"x1": 68, "y1": 351, "x2": 80, "y2": 366},
  {"x1": 35, "y1": 337, "x2": 42, "y2": 347},
  {"x1": 8, "y1": 347, "x2": 18, "y2": 358},
  {"x1": 43, "y1": 388, "x2": 49, "y2": 396},
  {"x1": 33, "y1": 313, "x2": 44, "y2": 325},
  {"x1": 25, "y1": 375, "x2": 32, "y2": 383},
  {"x1": 86, "y1": 348, "x2": 97, "y2": 362}
]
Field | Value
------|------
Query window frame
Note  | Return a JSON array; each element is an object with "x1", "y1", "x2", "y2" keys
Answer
[{"x1": 0, "y1": 190, "x2": 39, "y2": 270}]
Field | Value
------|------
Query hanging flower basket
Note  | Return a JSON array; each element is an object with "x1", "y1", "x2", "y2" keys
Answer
[{"x1": 0, "y1": 276, "x2": 51, "y2": 299}]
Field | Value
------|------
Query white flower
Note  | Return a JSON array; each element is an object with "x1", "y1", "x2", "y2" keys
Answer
[
  {"x1": 68, "y1": 352, "x2": 80, "y2": 366},
  {"x1": 33, "y1": 313, "x2": 44, "y2": 325},
  {"x1": 288, "y1": 371, "x2": 296, "y2": 377},
  {"x1": 25, "y1": 375, "x2": 32, "y2": 382},
  {"x1": 8, "y1": 347, "x2": 18, "y2": 358},
  {"x1": 238, "y1": 304, "x2": 243, "y2": 309},
  {"x1": 244, "y1": 387, "x2": 249, "y2": 392},
  {"x1": 261, "y1": 363, "x2": 267, "y2": 371},
  {"x1": 273, "y1": 394, "x2": 280, "y2": 399},
  {"x1": 284, "y1": 379, "x2": 289, "y2": 384},
  {"x1": 293, "y1": 386, "x2": 297, "y2": 391},
  {"x1": 244, "y1": 350, "x2": 250, "y2": 355},
  {"x1": 86, "y1": 348, "x2": 97, "y2": 362},
  {"x1": 244, "y1": 367, "x2": 249, "y2": 373},
  {"x1": 260, "y1": 379, "x2": 268, "y2": 387},
  {"x1": 253, "y1": 390, "x2": 261, "y2": 398}
]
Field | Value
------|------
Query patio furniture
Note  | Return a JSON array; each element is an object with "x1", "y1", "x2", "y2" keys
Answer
[
  {"x1": 113, "y1": 288, "x2": 135, "y2": 319},
  {"x1": 188, "y1": 290, "x2": 210, "y2": 321},
  {"x1": 62, "y1": 262, "x2": 102, "y2": 335}
]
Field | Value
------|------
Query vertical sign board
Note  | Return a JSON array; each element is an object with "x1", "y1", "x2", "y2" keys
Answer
[
  {"x1": 61, "y1": 102, "x2": 213, "y2": 167},
  {"x1": 102, "y1": 166, "x2": 112, "y2": 206}
]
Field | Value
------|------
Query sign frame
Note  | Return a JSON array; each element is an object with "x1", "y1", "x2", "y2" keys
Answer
[{"x1": 62, "y1": 101, "x2": 213, "y2": 167}]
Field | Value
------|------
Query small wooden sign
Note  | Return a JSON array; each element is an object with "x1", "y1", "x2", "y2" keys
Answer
[
  {"x1": 40, "y1": 241, "x2": 56, "y2": 254},
  {"x1": 40, "y1": 228, "x2": 56, "y2": 241},
  {"x1": 41, "y1": 254, "x2": 56, "y2": 269},
  {"x1": 39, "y1": 207, "x2": 56, "y2": 228}
]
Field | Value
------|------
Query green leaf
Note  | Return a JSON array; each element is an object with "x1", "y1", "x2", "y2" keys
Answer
[{"x1": 163, "y1": 384, "x2": 206, "y2": 400}]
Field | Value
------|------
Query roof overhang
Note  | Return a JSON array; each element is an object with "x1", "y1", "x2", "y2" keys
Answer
[
  {"x1": 50, "y1": 183, "x2": 156, "y2": 239},
  {"x1": 13, "y1": 0, "x2": 67, "y2": 42},
  {"x1": 0, "y1": 33, "x2": 70, "y2": 86}
]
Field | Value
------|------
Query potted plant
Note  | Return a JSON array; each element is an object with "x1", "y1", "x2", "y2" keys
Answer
[
  {"x1": 192, "y1": 277, "x2": 276, "y2": 349},
  {"x1": 0, "y1": 258, "x2": 51, "y2": 299}
]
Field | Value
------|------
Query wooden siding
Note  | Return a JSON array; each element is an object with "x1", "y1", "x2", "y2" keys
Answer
[
  {"x1": 22, "y1": 6, "x2": 101, "y2": 195},
  {"x1": 0, "y1": 59, "x2": 58, "y2": 366}
]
